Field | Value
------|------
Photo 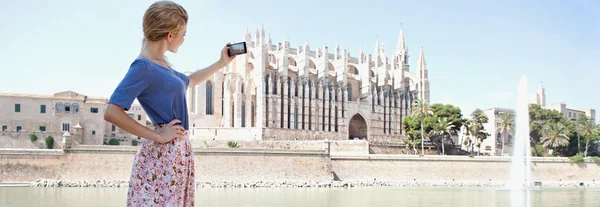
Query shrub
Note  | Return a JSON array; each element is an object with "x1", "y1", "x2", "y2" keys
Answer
[
  {"x1": 108, "y1": 138, "x2": 120, "y2": 145},
  {"x1": 29, "y1": 134, "x2": 38, "y2": 142},
  {"x1": 570, "y1": 155, "x2": 585, "y2": 163},
  {"x1": 132, "y1": 139, "x2": 138, "y2": 146},
  {"x1": 591, "y1": 156, "x2": 600, "y2": 164},
  {"x1": 227, "y1": 141, "x2": 239, "y2": 148},
  {"x1": 45, "y1": 136, "x2": 54, "y2": 149}
]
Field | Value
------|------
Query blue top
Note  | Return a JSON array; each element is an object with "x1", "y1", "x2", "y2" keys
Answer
[{"x1": 108, "y1": 57, "x2": 190, "y2": 130}]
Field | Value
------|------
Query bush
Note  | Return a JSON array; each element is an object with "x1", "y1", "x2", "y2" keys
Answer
[
  {"x1": 108, "y1": 138, "x2": 120, "y2": 145},
  {"x1": 132, "y1": 139, "x2": 138, "y2": 146},
  {"x1": 227, "y1": 141, "x2": 239, "y2": 148},
  {"x1": 570, "y1": 155, "x2": 585, "y2": 163},
  {"x1": 45, "y1": 136, "x2": 54, "y2": 149},
  {"x1": 591, "y1": 156, "x2": 600, "y2": 164},
  {"x1": 29, "y1": 134, "x2": 38, "y2": 142}
]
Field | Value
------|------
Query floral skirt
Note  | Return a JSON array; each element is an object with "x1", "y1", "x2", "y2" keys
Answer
[{"x1": 126, "y1": 127, "x2": 195, "y2": 207}]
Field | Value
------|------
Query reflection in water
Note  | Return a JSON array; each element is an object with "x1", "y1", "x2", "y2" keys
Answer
[{"x1": 1, "y1": 186, "x2": 599, "y2": 207}]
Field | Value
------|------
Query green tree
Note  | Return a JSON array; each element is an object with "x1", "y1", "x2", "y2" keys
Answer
[
  {"x1": 430, "y1": 117, "x2": 456, "y2": 155},
  {"x1": 430, "y1": 104, "x2": 464, "y2": 130},
  {"x1": 528, "y1": 104, "x2": 564, "y2": 156},
  {"x1": 469, "y1": 109, "x2": 490, "y2": 155},
  {"x1": 541, "y1": 122, "x2": 570, "y2": 156},
  {"x1": 577, "y1": 115, "x2": 599, "y2": 157},
  {"x1": 497, "y1": 112, "x2": 515, "y2": 156},
  {"x1": 411, "y1": 99, "x2": 433, "y2": 155}
]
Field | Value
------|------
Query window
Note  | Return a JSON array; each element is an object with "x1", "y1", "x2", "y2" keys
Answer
[
  {"x1": 251, "y1": 102, "x2": 255, "y2": 127},
  {"x1": 72, "y1": 103, "x2": 79, "y2": 112},
  {"x1": 241, "y1": 102, "x2": 246, "y2": 127},
  {"x1": 62, "y1": 123, "x2": 70, "y2": 132},
  {"x1": 265, "y1": 75, "x2": 269, "y2": 94},
  {"x1": 127, "y1": 113, "x2": 134, "y2": 119},
  {"x1": 2, "y1": 125, "x2": 7, "y2": 131},
  {"x1": 40, "y1": 105, "x2": 46, "y2": 113},
  {"x1": 90, "y1": 107, "x2": 99, "y2": 113},
  {"x1": 206, "y1": 81, "x2": 213, "y2": 115},
  {"x1": 56, "y1": 102, "x2": 64, "y2": 112},
  {"x1": 15, "y1": 104, "x2": 20, "y2": 112},
  {"x1": 294, "y1": 104, "x2": 298, "y2": 129},
  {"x1": 16, "y1": 126, "x2": 21, "y2": 132},
  {"x1": 92, "y1": 130, "x2": 96, "y2": 135},
  {"x1": 39, "y1": 126, "x2": 46, "y2": 131},
  {"x1": 347, "y1": 84, "x2": 352, "y2": 101},
  {"x1": 138, "y1": 115, "x2": 141, "y2": 121},
  {"x1": 64, "y1": 103, "x2": 71, "y2": 112},
  {"x1": 111, "y1": 124, "x2": 116, "y2": 131}
]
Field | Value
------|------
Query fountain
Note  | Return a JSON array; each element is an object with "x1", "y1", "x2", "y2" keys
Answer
[
  {"x1": 508, "y1": 75, "x2": 533, "y2": 207},
  {"x1": 508, "y1": 75, "x2": 533, "y2": 188}
]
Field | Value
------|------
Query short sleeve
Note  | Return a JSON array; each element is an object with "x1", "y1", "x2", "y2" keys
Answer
[
  {"x1": 108, "y1": 59, "x2": 151, "y2": 110},
  {"x1": 175, "y1": 71, "x2": 190, "y2": 88}
]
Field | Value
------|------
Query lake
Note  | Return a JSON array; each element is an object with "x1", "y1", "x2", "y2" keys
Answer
[{"x1": 1, "y1": 186, "x2": 598, "y2": 206}]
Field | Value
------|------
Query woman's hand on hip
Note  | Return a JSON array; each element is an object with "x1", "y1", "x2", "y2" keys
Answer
[{"x1": 156, "y1": 119, "x2": 185, "y2": 144}]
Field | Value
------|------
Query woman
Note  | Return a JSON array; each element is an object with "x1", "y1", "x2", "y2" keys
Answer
[{"x1": 103, "y1": 1, "x2": 236, "y2": 206}]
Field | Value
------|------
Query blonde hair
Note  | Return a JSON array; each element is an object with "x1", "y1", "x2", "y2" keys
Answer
[
  {"x1": 143, "y1": 1, "x2": 188, "y2": 41},
  {"x1": 140, "y1": 1, "x2": 188, "y2": 68}
]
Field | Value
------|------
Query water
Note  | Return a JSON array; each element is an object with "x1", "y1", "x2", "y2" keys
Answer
[
  {"x1": 1, "y1": 186, "x2": 598, "y2": 206},
  {"x1": 508, "y1": 75, "x2": 534, "y2": 207}
]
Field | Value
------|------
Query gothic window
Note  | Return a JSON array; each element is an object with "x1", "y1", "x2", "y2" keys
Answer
[
  {"x1": 231, "y1": 104, "x2": 235, "y2": 127},
  {"x1": 287, "y1": 77, "x2": 291, "y2": 96},
  {"x1": 265, "y1": 75, "x2": 269, "y2": 95},
  {"x1": 335, "y1": 106, "x2": 338, "y2": 132},
  {"x1": 273, "y1": 77, "x2": 278, "y2": 94},
  {"x1": 221, "y1": 82, "x2": 225, "y2": 116},
  {"x1": 206, "y1": 81, "x2": 213, "y2": 115},
  {"x1": 328, "y1": 86, "x2": 332, "y2": 131},
  {"x1": 347, "y1": 84, "x2": 352, "y2": 101},
  {"x1": 241, "y1": 101, "x2": 246, "y2": 127},
  {"x1": 294, "y1": 104, "x2": 299, "y2": 129},
  {"x1": 251, "y1": 102, "x2": 255, "y2": 127}
]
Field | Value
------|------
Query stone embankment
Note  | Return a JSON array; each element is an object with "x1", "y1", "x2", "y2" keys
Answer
[{"x1": 30, "y1": 179, "x2": 600, "y2": 188}]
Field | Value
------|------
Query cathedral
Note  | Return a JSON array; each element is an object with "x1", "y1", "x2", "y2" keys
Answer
[{"x1": 185, "y1": 26, "x2": 430, "y2": 141}]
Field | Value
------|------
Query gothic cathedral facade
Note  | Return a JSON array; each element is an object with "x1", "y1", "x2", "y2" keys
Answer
[{"x1": 186, "y1": 26, "x2": 430, "y2": 141}]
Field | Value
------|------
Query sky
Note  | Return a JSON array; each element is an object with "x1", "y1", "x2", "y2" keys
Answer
[{"x1": 1, "y1": 0, "x2": 598, "y2": 120}]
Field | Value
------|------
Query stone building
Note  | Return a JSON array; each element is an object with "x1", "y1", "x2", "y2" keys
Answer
[
  {"x1": 186, "y1": 26, "x2": 431, "y2": 141},
  {"x1": 530, "y1": 83, "x2": 596, "y2": 122},
  {"x1": 0, "y1": 90, "x2": 148, "y2": 146}
]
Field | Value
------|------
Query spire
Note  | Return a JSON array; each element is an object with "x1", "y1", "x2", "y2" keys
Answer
[
  {"x1": 375, "y1": 35, "x2": 380, "y2": 56},
  {"x1": 395, "y1": 27, "x2": 406, "y2": 56},
  {"x1": 267, "y1": 33, "x2": 272, "y2": 46},
  {"x1": 335, "y1": 41, "x2": 340, "y2": 60},
  {"x1": 418, "y1": 45, "x2": 426, "y2": 72}
]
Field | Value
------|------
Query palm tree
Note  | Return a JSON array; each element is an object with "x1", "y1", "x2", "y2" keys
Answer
[
  {"x1": 496, "y1": 112, "x2": 515, "y2": 156},
  {"x1": 541, "y1": 122, "x2": 570, "y2": 156},
  {"x1": 430, "y1": 117, "x2": 455, "y2": 155},
  {"x1": 411, "y1": 99, "x2": 433, "y2": 155},
  {"x1": 577, "y1": 115, "x2": 599, "y2": 157}
]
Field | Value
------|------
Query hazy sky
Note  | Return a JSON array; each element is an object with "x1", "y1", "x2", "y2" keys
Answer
[{"x1": 1, "y1": 0, "x2": 598, "y2": 119}]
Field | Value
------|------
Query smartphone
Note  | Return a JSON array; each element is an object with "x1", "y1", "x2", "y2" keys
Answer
[{"x1": 228, "y1": 42, "x2": 247, "y2": 57}]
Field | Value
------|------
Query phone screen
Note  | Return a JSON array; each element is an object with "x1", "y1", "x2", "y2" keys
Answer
[{"x1": 228, "y1": 42, "x2": 247, "y2": 56}]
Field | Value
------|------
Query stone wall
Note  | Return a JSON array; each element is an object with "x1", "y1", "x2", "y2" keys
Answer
[
  {"x1": 0, "y1": 132, "x2": 63, "y2": 149},
  {"x1": 2, "y1": 148, "x2": 599, "y2": 184},
  {"x1": 0, "y1": 147, "x2": 332, "y2": 183},
  {"x1": 262, "y1": 128, "x2": 347, "y2": 140},
  {"x1": 331, "y1": 155, "x2": 600, "y2": 182},
  {"x1": 190, "y1": 140, "x2": 369, "y2": 155}
]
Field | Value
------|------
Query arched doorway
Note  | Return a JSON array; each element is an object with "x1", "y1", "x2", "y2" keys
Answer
[{"x1": 348, "y1": 114, "x2": 368, "y2": 140}]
